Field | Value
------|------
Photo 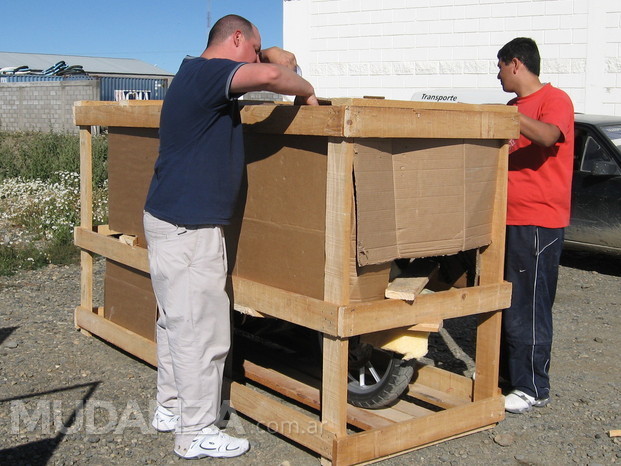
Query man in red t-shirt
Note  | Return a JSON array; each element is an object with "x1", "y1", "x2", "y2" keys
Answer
[{"x1": 496, "y1": 37, "x2": 574, "y2": 414}]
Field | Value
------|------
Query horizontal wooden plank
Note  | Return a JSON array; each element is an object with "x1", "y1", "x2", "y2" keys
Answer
[
  {"x1": 333, "y1": 396, "x2": 504, "y2": 465},
  {"x1": 74, "y1": 100, "x2": 162, "y2": 127},
  {"x1": 344, "y1": 105, "x2": 519, "y2": 139},
  {"x1": 74, "y1": 228, "x2": 341, "y2": 334},
  {"x1": 389, "y1": 399, "x2": 435, "y2": 419},
  {"x1": 75, "y1": 306, "x2": 157, "y2": 366},
  {"x1": 412, "y1": 364, "x2": 474, "y2": 402},
  {"x1": 73, "y1": 100, "x2": 346, "y2": 135},
  {"x1": 338, "y1": 283, "x2": 511, "y2": 337},
  {"x1": 232, "y1": 276, "x2": 340, "y2": 335},
  {"x1": 242, "y1": 360, "x2": 396, "y2": 431},
  {"x1": 229, "y1": 382, "x2": 335, "y2": 459},
  {"x1": 74, "y1": 226, "x2": 150, "y2": 273},
  {"x1": 408, "y1": 321, "x2": 443, "y2": 333},
  {"x1": 385, "y1": 276, "x2": 429, "y2": 301},
  {"x1": 406, "y1": 383, "x2": 470, "y2": 410},
  {"x1": 330, "y1": 97, "x2": 516, "y2": 113},
  {"x1": 73, "y1": 100, "x2": 518, "y2": 140},
  {"x1": 240, "y1": 103, "x2": 345, "y2": 136}
]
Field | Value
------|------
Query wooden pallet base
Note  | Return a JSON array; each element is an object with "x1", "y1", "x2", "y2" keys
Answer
[{"x1": 75, "y1": 307, "x2": 504, "y2": 465}]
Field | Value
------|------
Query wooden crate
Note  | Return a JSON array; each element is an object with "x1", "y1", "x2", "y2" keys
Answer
[{"x1": 74, "y1": 99, "x2": 518, "y2": 465}]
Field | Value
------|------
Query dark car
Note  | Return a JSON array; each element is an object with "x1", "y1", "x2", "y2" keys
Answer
[{"x1": 565, "y1": 114, "x2": 621, "y2": 253}]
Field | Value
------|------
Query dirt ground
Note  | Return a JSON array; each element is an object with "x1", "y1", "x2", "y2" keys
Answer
[{"x1": 0, "y1": 249, "x2": 620, "y2": 465}]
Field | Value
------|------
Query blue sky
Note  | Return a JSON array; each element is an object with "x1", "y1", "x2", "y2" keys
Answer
[{"x1": 0, "y1": 0, "x2": 283, "y2": 74}]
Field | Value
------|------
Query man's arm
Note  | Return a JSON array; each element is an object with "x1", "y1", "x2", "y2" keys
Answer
[
  {"x1": 258, "y1": 47, "x2": 297, "y2": 71},
  {"x1": 230, "y1": 47, "x2": 318, "y2": 105},
  {"x1": 231, "y1": 63, "x2": 318, "y2": 105},
  {"x1": 519, "y1": 113, "x2": 562, "y2": 147}
]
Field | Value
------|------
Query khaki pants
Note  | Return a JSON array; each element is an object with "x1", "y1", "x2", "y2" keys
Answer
[{"x1": 143, "y1": 211, "x2": 230, "y2": 451}]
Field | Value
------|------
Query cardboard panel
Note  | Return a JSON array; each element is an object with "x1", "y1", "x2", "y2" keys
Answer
[
  {"x1": 104, "y1": 259, "x2": 157, "y2": 341},
  {"x1": 354, "y1": 138, "x2": 498, "y2": 266},
  {"x1": 108, "y1": 127, "x2": 159, "y2": 242},
  {"x1": 227, "y1": 134, "x2": 329, "y2": 300},
  {"x1": 463, "y1": 140, "x2": 502, "y2": 249}
]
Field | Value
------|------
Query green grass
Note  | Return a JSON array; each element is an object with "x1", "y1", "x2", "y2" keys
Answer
[
  {"x1": 0, "y1": 130, "x2": 108, "y2": 186},
  {"x1": 0, "y1": 130, "x2": 107, "y2": 276}
]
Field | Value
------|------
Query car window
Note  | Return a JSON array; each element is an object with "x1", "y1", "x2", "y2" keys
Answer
[
  {"x1": 580, "y1": 135, "x2": 621, "y2": 175},
  {"x1": 574, "y1": 127, "x2": 587, "y2": 170},
  {"x1": 601, "y1": 125, "x2": 621, "y2": 152}
]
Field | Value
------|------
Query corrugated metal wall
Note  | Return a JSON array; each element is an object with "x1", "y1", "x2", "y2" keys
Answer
[
  {"x1": 100, "y1": 76, "x2": 168, "y2": 101},
  {"x1": 0, "y1": 75, "x2": 168, "y2": 100}
]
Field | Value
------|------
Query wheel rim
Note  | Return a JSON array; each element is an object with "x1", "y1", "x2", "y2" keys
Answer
[{"x1": 347, "y1": 343, "x2": 395, "y2": 395}]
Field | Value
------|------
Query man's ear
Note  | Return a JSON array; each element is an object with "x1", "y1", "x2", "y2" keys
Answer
[
  {"x1": 233, "y1": 30, "x2": 242, "y2": 47},
  {"x1": 512, "y1": 57, "x2": 522, "y2": 73}
]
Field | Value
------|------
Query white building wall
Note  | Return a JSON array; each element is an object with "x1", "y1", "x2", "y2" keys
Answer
[{"x1": 283, "y1": 0, "x2": 621, "y2": 115}]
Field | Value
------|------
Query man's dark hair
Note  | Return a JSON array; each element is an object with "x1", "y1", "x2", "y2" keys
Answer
[
  {"x1": 497, "y1": 37, "x2": 541, "y2": 76},
  {"x1": 208, "y1": 14, "x2": 255, "y2": 46}
]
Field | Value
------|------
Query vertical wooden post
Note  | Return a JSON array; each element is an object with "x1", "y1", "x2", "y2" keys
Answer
[
  {"x1": 473, "y1": 142, "x2": 509, "y2": 401},
  {"x1": 321, "y1": 137, "x2": 355, "y2": 461},
  {"x1": 78, "y1": 126, "x2": 95, "y2": 318}
]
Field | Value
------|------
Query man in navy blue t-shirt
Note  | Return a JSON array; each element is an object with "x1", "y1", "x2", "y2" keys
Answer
[{"x1": 143, "y1": 14, "x2": 318, "y2": 460}]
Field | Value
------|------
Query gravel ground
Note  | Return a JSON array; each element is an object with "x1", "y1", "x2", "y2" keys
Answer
[{"x1": 0, "y1": 250, "x2": 620, "y2": 465}]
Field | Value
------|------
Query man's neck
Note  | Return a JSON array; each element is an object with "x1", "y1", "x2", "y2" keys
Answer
[{"x1": 516, "y1": 78, "x2": 545, "y2": 98}]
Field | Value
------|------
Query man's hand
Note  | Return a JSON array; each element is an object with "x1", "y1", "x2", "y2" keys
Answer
[
  {"x1": 259, "y1": 47, "x2": 297, "y2": 71},
  {"x1": 294, "y1": 94, "x2": 319, "y2": 106}
]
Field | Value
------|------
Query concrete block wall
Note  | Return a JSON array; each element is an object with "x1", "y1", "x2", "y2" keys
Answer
[
  {"x1": 284, "y1": 0, "x2": 621, "y2": 115},
  {"x1": 0, "y1": 80, "x2": 99, "y2": 133}
]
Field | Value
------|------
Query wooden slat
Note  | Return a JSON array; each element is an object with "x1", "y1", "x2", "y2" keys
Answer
[
  {"x1": 229, "y1": 382, "x2": 335, "y2": 459},
  {"x1": 241, "y1": 104, "x2": 345, "y2": 136},
  {"x1": 324, "y1": 138, "x2": 355, "y2": 304},
  {"x1": 385, "y1": 276, "x2": 429, "y2": 301},
  {"x1": 333, "y1": 397, "x2": 504, "y2": 465},
  {"x1": 389, "y1": 399, "x2": 435, "y2": 418},
  {"x1": 74, "y1": 227, "x2": 150, "y2": 273},
  {"x1": 408, "y1": 321, "x2": 443, "y2": 333},
  {"x1": 338, "y1": 282, "x2": 512, "y2": 337},
  {"x1": 75, "y1": 306, "x2": 157, "y2": 366},
  {"x1": 329, "y1": 97, "x2": 517, "y2": 114},
  {"x1": 321, "y1": 335, "x2": 349, "y2": 438},
  {"x1": 242, "y1": 360, "x2": 396, "y2": 431},
  {"x1": 412, "y1": 364, "x2": 474, "y2": 401},
  {"x1": 343, "y1": 106, "x2": 519, "y2": 139},
  {"x1": 353, "y1": 425, "x2": 494, "y2": 466},
  {"x1": 232, "y1": 276, "x2": 340, "y2": 335},
  {"x1": 406, "y1": 383, "x2": 470, "y2": 410},
  {"x1": 73, "y1": 100, "x2": 519, "y2": 139},
  {"x1": 321, "y1": 136, "x2": 355, "y2": 444},
  {"x1": 73, "y1": 227, "x2": 342, "y2": 334},
  {"x1": 74, "y1": 100, "x2": 162, "y2": 127},
  {"x1": 473, "y1": 141, "x2": 510, "y2": 401},
  {"x1": 78, "y1": 126, "x2": 94, "y2": 317}
]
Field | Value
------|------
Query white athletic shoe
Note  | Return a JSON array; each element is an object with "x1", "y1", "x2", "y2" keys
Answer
[
  {"x1": 174, "y1": 425, "x2": 250, "y2": 459},
  {"x1": 152, "y1": 405, "x2": 179, "y2": 432},
  {"x1": 505, "y1": 389, "x2": 550, "y2": 414}
]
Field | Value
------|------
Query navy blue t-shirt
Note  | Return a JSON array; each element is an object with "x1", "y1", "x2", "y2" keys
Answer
[{"x1": 144, "y1": 57, "x2": 246, "y2": 225}]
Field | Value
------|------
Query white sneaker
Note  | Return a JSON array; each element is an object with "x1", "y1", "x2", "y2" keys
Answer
[
  {"x1": 505, "y1": 389, "x2": 550, "y2": 414},
  {"x1": 175, "y1": 425, "x2": 250, "y2": 459},
  {"x1": 152, "y1": 405, "x2": 179, "y2": 432}
]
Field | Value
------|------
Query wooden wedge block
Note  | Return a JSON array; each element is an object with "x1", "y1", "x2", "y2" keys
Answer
[
  {"x1": 385, "y1": 276, "x2": 429, "y2": 301},
  {"x1": 408, "y1": 321, "x2": 443, "y2": 333}
]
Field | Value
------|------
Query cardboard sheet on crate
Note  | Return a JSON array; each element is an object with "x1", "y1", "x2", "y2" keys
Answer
[{"x1": 353, "y1": 138, "x2": 500, "y2": 266}]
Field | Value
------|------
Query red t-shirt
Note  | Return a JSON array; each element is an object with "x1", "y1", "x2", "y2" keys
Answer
[{"x1": 507, "y1": 83, "x2": 574, "y2": 228}]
